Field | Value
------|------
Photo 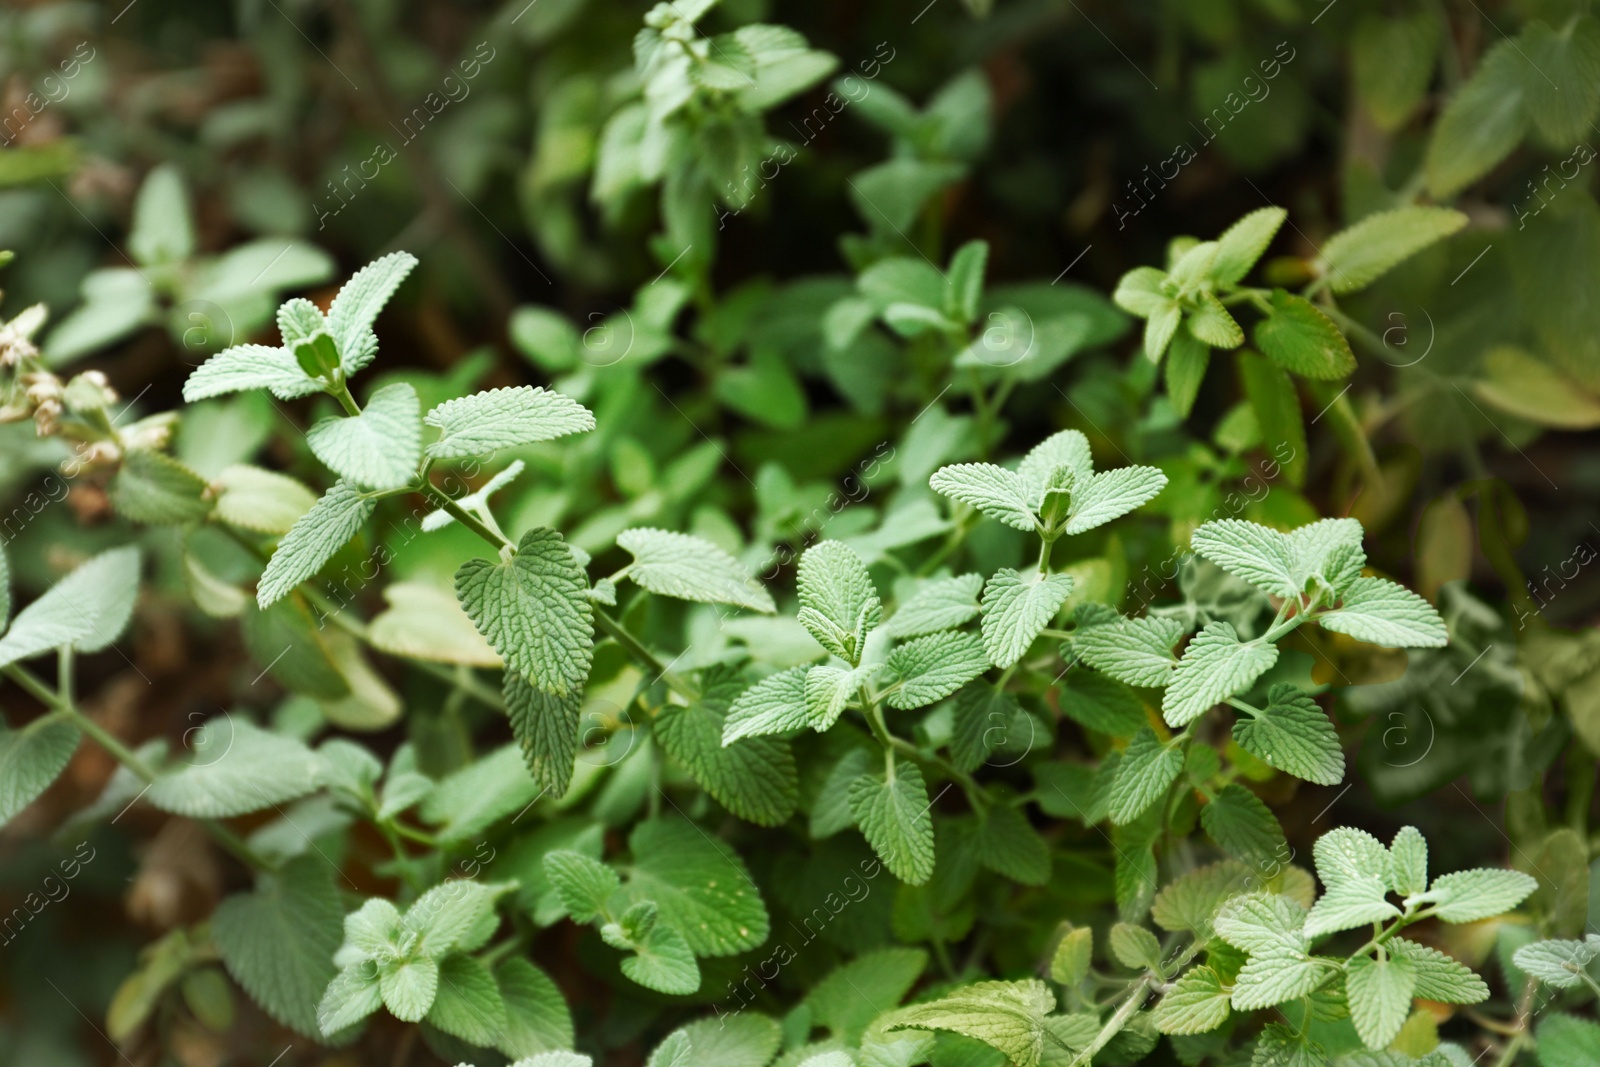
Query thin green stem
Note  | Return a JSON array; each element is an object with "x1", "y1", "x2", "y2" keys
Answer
[
  {"x1": 593, "y1": 610, "x2": 696, "y2": 701},
  {"x1": 420, "y1": 482, "x2": 513, "y2": 553},
  {"x1": 1069, "y1": 977, "x2": 1153, "y2": 1066},
  {"x1": 3, "y1": 664, "x2": 271, "y2": 871},
  {"x1": 1491, "y1": 1030, "x2": 1529, "y2": 1067},
  {"x1": 330, "y1": 378, "x2": 362, "y2": 417}
]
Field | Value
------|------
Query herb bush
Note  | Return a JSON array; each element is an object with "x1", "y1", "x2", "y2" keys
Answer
[{"x1": 0, "y1": 1, "x2": 1596, "y2": 1065}]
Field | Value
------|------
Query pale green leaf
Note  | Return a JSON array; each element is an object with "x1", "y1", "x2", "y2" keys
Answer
[
  {"x1": 426, "y1": 954, "x2": 507, "y2": 1046},
  {"x1": 809, "y1": 947, "x2": 928, "y2": 1042},
  {"x1": 146, "y1": 718, "x2": 323, "y2": 818},
  {"x1": 424, "y1": 385, "x2": 594, "y2": 460},
  {"x1": 1058, "y1": 669, "x2": 1146, "y2": 736},
  {"x1": 622, "y1": 920, "x2": 701, "y2": 994},
  {"x1": 214, "y1": 857, "x2": 343, "y2": 1040},
  {"x1": 885, "y1": 630, "x2": 990, "y2": 710},
  {"x1": 1186, "y1": 293, "x2": 1244, "y2": 349},
  {"x1": 1320, "y1": 207, "x2": 1469, "y2": 295},
  {"x1": 1050, "y1": 926, "x2": 1093, "y2": 986},
  {"x1": 1346, "y1": 953, "x2": 1416, "y2": 1049},
  {"x1": 367, "y1": 582, "x2": 501, "y2": 667},
  {"x1": 544, "y1": 850, "x2": 620, "y2": 923},
  {"x1": 1422, "y1": 867, "x2": 1537, "y2": 922},
  {"x1": 1162, "y1": 621, "x2": 1278, "y2": 727},
  {"x1": 797, "y1": 541, "x2": 880, "y2": 662},
  {"x1": 929, "y1": 463, "x2": 1038, "y2": 531},
  {"x1": 655, "y1": 672, "x2": 798, "y2": 827},
  {"x1": 0, "y1": 545, "x2": 140, "y2": 662},
  {"x1": 317, "y1": 964, "x2": 384, "y2": 1035},
  {"x1": 1231, "y1": 951, "x2": 1328, "y2": 1010},
  {"x1": 1536, "y1": 1014, "x2": 1600, "y2": 1067},
  {"x1": 1213, "y1": 893, "x2": 1309, "y2": 956},
  {"x1": 495, "y1": 958, "x2": 575, "y2": 1058},
  {"x1": 213, "y1": 464, "x2": 317, "y2": 535},
  {"x1": 456, "y1": 527, "x2": 593, "y2": 696},
  {"x1": 648, "y1": 1014, "x2": 783, "y2": 1067},
  {"x1": 0, "y1": 716, "x2": 79, "y2": 827},
  {"x1": 885, "y1": 574, "x2": 984, "y2": 639},
  {"x1": 109, "y1": 449, "x2": 212, "y2": 525},
  {"x1": 1304, "y1": 878, "x2": 1400, "y2": 939},
  {"x1": 1071, "y1": 614, "x2": 1184, "y2": 688},
  {"x1": 306, "y1": 382, "x2": 421, "y2": 491},
  {"x1": 981, "y1": 568, "x2": 1074, "y2": 669},
  {"x1": 1154, "y1": 966, "x2": 1231, "y2": 1034},
  {"x1": 722, "y1": 667, "x2": 810, "y2": 743},
  {"x1": 885, "y1": 979, "x2": 1056, "y2": 1067},
  {"x1": 1212, "y1": 207, "x2": 1287, "y2": 288},
  {"x1": 256, "y1": 481, "x2": 374, "y2": 608},
  {"x1": 184, "y1": 344, "x2": 321, "y2": 402},
  {"x1": 1233, "y1": 684, "x2": 1345, "y2": 786},
  {"x1": 1512, "y1": 937, "x2": 1600, "y2": 989},
  {"x1": 1202, "y1": 784, "x2": 1288, "y2": 869},
  {"x1": 1108, "y1": 727, "x2": 1182, "y2": 825},
  {"x1": 1389, "y1": 826, "x2": 1429, "y2": 897},
  {"x1": 1065, "y1": 465, "x2": 1167, "y2": 534},
  {"x1": 1317, "y1": 577, "x2": 1448, "y2": 648},
  {"x1": 380, "y1": 955, "x2": 439, "y2": 1022},
  {"x1": 1109, "y1": 922, "x2": 1164, "y2": 971},
  {"x1": 1390, "y1": 938, "x2": 1489, "y2": 1003},
  {"x1": 420, "y1": 744, "x2": 543, "y2": 844},
  {"x1": 1017, "y1": 430, "x2": 1094, "y2": 504},
  {"x1": 849, "y1": 758, "x2": 936, "y2": 885},
  {"x1": 1152, "y1": 860, "x2": 1254, "y2": 936},
  {"x1": 326, "y1": 251, "x2": 417, "y2": 373},
  {"x1": 976, "y1": 802, "x2": 1050, "y2": 886},
  {"x1": 618, "y1": 527, "x2": 775, "y2": 613}
]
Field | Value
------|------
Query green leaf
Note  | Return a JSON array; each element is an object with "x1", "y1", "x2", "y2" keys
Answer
[
  {"x1": 1318, "y1": 577, "x2": 1448, "y2": 648},
  {"x1": 1058, "y1": 669, "x2": 1146, "y2": 736},
  {"x1": 1521, "y1": 17, "x2": 1600, "y2": 147},
  {"x1": 456, "y1": 527, "x2": 593, "y2": 697},
  {"x1": 617, "y1": 527, "x2": 775, "y2": 613},
  {"x1": 213, "y1": 464, "x2": 318, "y2": 535},
  {"x1": 1072, "y1": 614, "x2": 1183, "y2": 688},
  {"x1": 722, "y1": 667, "x2": 810, "y2": 743},
  {"x1": 1426, "y1": 43, "x2": 1527, "y2": 198},
  {"x1": 1252, "y1": 1022, "x2": 1324, "y2": 1067},
  {"x1": 424, "y1": 385, "x2": 595, "y2": 460},
  {"x1": 809, "y1": 947, "x2": 927, "y2": 1043},
  {"x1": 1154, "y1": 966, "x2": 1231, "y2": 1034},
  {"x1": 802, "y1": 663, "x2": 874, "y2": 734},
  {"x1": 849, "y1": 757, "x2": 936, "y2": 885},
  {"x1": 317, "y1": 963, "x2": 384, "y2": 1036},
  {"x1": 1313, "y1": 826, "x2": 1392, "y2": 886},
  {"x1": 544, "y1": 851, "x2": 620, "y2": 923},
  {"x1": 1213, "y1": 893, "x2": 1309, "y2": 956},
  {"x1": 0, "y1": 540, "x2": 9, "y2": 628},
  {"x1": 980, "y1": 568, "x2": 1074, "y2": 669},
  {"x1": 886, "y1": 979, "x2": 1056, "y2": 1067},
  {"x1": 405, "y1": 880, "x2": 513, "y2": 957},
  {"x1": 1152, "y1": 860, "x2": 1253, "y2": 936},
  {"x1": 1108, "y1": 728, "x2": 1183, "y2": 825},
  {"x1": 0, "y1": 545, "x2": 140, "y2": 663},
  {"x1": 1018, "y1": 430, "x2": 1094, "y2": 500},
  {"x1": 649, "y1": 1014, "x2": 783, "y2": 1067},
  {"x1": 128, "y1": 163, "x2": 195, "y2": 265},
  {"x1": 1231, "y1": 950, "x2": 1327, "y2": 1010},
  {"x1": 950, "y1": 683, "x2": 1027, "y2": 772},
  {"x1": 1353, "y1": 13, "x2": 1440, "y2": 131},
  {"x1": 929, "y1": 463, "x2": 1038, "y2": 532},
  {"x1": 1423, "y1": 867, "x2": 1538, "y2": 922},
  {"x1": 505, "y1": 673, "x2": 582, "y2": 798},
  {"x1": 1212, "y1": 207, "x2": 1287, "y2": 288},
  {"x1": 1238, "y1": 352, "x2": 1307, "y2": 486},
  {"x1": 976, "y1": 803, "x2": 1051, "y2": 886},
  {"x1": 380, "y1": 956, "x2": 439, "y2": 1022},
  {"x1": 1320, "y1": 207, "x2": 1470, "y2": 295},
  {"x1": 625, "y1": 817, "x2": 770, "y2": 957},
  {"x1": 1113, "y1": 266, "x2": 1171, "y2": 318},
  {"x1": 885, "y1": 574, "x2": 984, "y2": 639},
  {"x1": 1050, "y1": 926, "x2": 1093, "y2": 986},
  {"x1": 368, "y1": 582, "x2": 501, "y2": 667},
  {"x1": 1475, "y1": 345, "x2": 1600, "y2": 430},
  {"x1": 1513, "y1": 936, "x2": 1600, "y2": 989},
  {"x1": 495, "y1": 958, "x2": 574, "y2": 1058},
  {"x1": 796, "y1": 541, "x2": 881, "y2": 662},
  {"x1": 1233, "y1": 684, "x2": 1345, "y2": 786},
  {"x1": 146, "y1": 718, "x2": 323, "y2": 818},
  {"x1": 1191, "y1": 517, "x2": 1365, "y2": 599},
  {"x1": 945, "y1": 240, "x2": 988, "y2": 323},
  {"x1": 1389, "y1": 938, "x2": 1489, "y2": 1003},
  {"x1": 1346, "y1": 953, "x2": 1416, "y2": 1049},
  {"x1": 1536, "y1": 1013, "x2": 1600, "y2": 1067},
  {"x1": 1202, "y1": 784, "x2": 1287, "y2": 869},
  {"x1": 1186, "y1": 293, "x2": 1244, "y2": 349},
  {"x1": 110, "y1": 449, "x2": 213, "y2": 524},
  {"x1": 655, "y1": 673, "x2": 798, "y2": 827},
  {"x1": 1064, "y1": 465, "x2": 1167, "y2": 534},
  {"x1": 184, "y1": 343, "x2": 322, "y2": 402},
  {"x1": 885, "y1": 630, "x2": 990, "y2": 710},
  {"x1": 213, "y1": 857, "x2": 343, "y2": 1040},
  {"x1": 426, "y1": 954, "x2": 507, "y2": 1046},
  {"x1": 1253, "y1": 290, "x2": 1356, "y2": 380},
  {"x1": 257, "y1": 481, "x2": 375, "y2": 608},
  {"x1": 1164, "y1": 326, "x2": 1210, "y2": 418},
  {"x1": 1388, "y1": 826, "x2": 1429, "y2": 897},
  {"x1": 306, "y1": 382, "x2": 421, "y2": 491},
  {"x1": 0, "y1": 716, "x2": 79, "y2": 827},
  {"x1": 620, "y1": 920, "x2": 700, "y2": 994},
  {"x1": 1109, "y1": 922, "x2": 1164, "y2": 971},
  {"x1": 420, "y1": 744, "x2": 543, "y2": 844},
  {"x1": 326, "y1": 251, "x2": 417, "y2": 374},
  {"x1": 1162, "y1": 621, "x2": 1278, "y2": 727}
]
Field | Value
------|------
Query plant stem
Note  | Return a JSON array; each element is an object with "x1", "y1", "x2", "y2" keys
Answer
[
  {"x1": 1491, "y1": 1030, "x2": 1529, "y2": 1067},
  {"x1": 2, "y1": 664, "x2": 272, "y2": 871},
  {"x1": 1069, "y1": 976, "x2": 1153, "y2": 1066},
  {"x1": 420, "y1": 482, "x2": 513, "y2": 553},
  {"x1": 593, "y1": 610, "x2": 696, "y2": 700}
]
